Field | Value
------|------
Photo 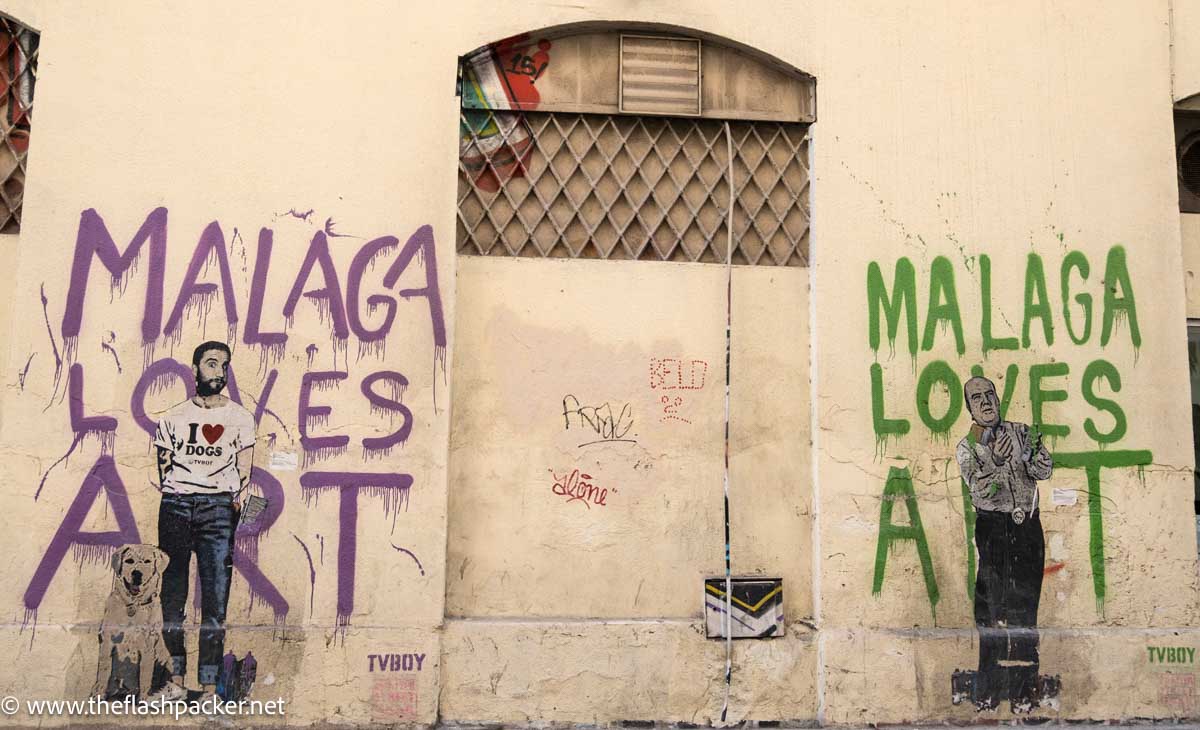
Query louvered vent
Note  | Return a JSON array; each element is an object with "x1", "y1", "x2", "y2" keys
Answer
[{"x1": 619, "y1": 35, "x2": 701, "y2": 117}]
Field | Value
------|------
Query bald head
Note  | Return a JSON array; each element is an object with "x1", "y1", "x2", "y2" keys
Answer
[{"x1": 964, "y1": 376, "x2": 1000, "y2": 427}]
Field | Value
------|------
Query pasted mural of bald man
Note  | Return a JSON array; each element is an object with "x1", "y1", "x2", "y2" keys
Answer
[{"x1": 955, "y1": 375, "x2": 1054, "y2": 713}]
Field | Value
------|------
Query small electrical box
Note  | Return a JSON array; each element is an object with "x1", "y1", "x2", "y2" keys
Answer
[{"x1": 704, "y1": 577, "x2": 784, "y2": 639}]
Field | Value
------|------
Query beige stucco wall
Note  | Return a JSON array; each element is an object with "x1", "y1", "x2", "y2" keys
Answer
[
  {"x1": 0, "y1": 1, "x2": 1195, "y2": 726},
  {"x1": 1176, "y1": 0, "x2": 1200, "y2": 102},
  {"x1": 1184, "y1": 215, "x2": 1200, "y2": 317}
]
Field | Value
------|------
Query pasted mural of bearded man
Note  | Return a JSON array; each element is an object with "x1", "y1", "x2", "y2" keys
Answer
[
  {"x1": 154, "y1": 341, "x2": 257, "y2": 701},
  {"x1": 955, "y1": 375, "x2": 1054, "y2": 713}
]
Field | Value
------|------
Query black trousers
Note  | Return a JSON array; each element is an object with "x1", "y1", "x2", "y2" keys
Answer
[{"x1": 973, "y1": 509, "x2": 1044, "y2": 704}]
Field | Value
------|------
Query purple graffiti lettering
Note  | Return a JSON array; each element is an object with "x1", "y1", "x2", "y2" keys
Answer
[
  {"x1": 130, "y1": 358, "x2": 195, "y2": 437},
  {"x1": 361, "y1": 371, "x2": 412, "y2": 453},
  {"x1": 25, "y1": 456, "x2": 141, "y2": 611},
  {"x1": 299, "y1": 471, "x2": 414, "y2": 626},
  {"x1": 382, "y1": 225, "x2": 446, "y2": 349},
  {"x1": 283, "y1": 230, "x2": 349, "y2": 340},
  {"x1": 164, "y1": 221, "x2": 239, "y2": 338},
  {"x1": 18, "y1": 351, "x2": 34, "y2": 389},
  {"x1": 241, "y1": 369, "x2": 292, "y2": 444},
  {"x1": 279, "y1": 208, "x2": 313, "y2": 222},
  {"x1": 246, "y1": 368, "x2": 279, "y2": 425},
  {"x1": 243, "y1": 227, "x2": 287, "y2": 351},
  {"x1": 390, "y1": 544, "x2": 425, "y2": 576},
  {"x1": 232, "y1": 467, "x2": 288, "y2": 620},
  {"x1": 31, "y1": 364, "x2": 121, "y2": 501},
  {"x1": 346, "y1": 236, "x2": 399, "y2": 342},
  {"x1": 69, "y1": 363, "x2": 118, "y2": 436},
  {"x1": 34, "y1": 433, "x2": 82, "y2": 502},
  {"x1": 291, "y1": 533, "x2": 317, "y2": 614},
  {"x1": 323, "y1": 217, "x2": 357, "y2": 238},
  {"x1": 100, "y1": 341, "x2": 122, "y2": 373},
  {"x1": 62, "y1": 207, "x2": 167, "y2": 345},
  {"x1": 223, "y1": 362, "x2": 244, "y2": 405},
  {"x1": 298, "y1": 371, "x2": 350, "y2": 456},
  {"x1": 39, "y1": 284, "x2": 61, "y2": 387}
]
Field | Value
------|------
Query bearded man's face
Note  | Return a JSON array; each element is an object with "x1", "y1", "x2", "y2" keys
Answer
[{"x1": 194, "y1": 349, "x2": 229, "y2": 397}]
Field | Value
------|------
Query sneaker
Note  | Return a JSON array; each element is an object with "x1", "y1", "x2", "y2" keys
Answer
[
  {"x1": 148, "y1": 681, "x2": 187, "y2": 702},
  {"x1": 1011, "y1": 696, "x2": 1036, "y2": 714},
  {"x1": 974, "y1": 696, "x2": 999, "y2": 712}
]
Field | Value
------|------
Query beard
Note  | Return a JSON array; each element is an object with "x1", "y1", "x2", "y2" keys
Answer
[{"x1": 196, "y1": 376, "x2": 226, "y2": 397}]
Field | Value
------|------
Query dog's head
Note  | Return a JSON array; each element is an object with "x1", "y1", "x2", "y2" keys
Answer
[{"x1": 110, "y1": 544, "x2": 168, "y2": 602}]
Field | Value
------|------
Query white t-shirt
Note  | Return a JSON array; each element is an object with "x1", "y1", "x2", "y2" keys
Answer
[{"x1": 154, "y1": 399, "x2": 256, "y2": 494}]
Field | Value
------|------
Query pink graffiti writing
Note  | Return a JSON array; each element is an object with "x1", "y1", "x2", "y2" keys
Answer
[{"x1": 550, "y1": 469, "x2": 608, "y2": 509}]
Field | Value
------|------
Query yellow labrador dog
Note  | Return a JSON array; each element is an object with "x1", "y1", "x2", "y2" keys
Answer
[{"x1": 91, "y1": 544, "x2": 171, "y2": 699}]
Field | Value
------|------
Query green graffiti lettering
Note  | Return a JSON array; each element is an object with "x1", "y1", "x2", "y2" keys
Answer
[
  {"x1": 980, "y1": 254, "x2": 1018, "y2": 356},
  {"x1": 1061, "y1": 250, "x2": 1092, "y2": 345},
  {"x1": 1022, "y1": 253, "x2": 1054, "y2": 348},
  {"x1": 1082, "y1": 359, "x2": 1126, "y2": 445},
  {"x1": 1100, "y1": 245, "x2": 1141, "y2": 349},
  {"x1": 1029, "y1": 362, "x2": 1070, "y2": 439},
  {"x1": 1053, "y1": 450, "x2": 1154, "y2": 609},
  {"x1": 868, "y1": 258, "x2": 918, "y2": 356},
  {"x1": 871, "y1": 363, "x2": 910, "y2": 444},
  {"x1": 871, "y1": 466, "x2": 940, "y2": 619},
  {"x1": 921, "y1": 256, "x2": 965, "y2": 355},
  {"x1": 996, "y1": 363, "x2": 1019, "y2": 421},
  {"x1": 916, "y1": 360, "x2": 962, "y2": 439}
]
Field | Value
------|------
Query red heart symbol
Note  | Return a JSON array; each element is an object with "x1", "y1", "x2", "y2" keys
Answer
[{"x1": 201, "y1": 424, "x2": 224, "y2": 444}]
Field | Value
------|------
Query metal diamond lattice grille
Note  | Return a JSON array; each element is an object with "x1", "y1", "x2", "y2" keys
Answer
[
  {"x1": 0, "y1": 17, "x2": 36, "y2": 234},
  {"x1": 457, "y1": 111, "x2": 810, "y2": 266}
]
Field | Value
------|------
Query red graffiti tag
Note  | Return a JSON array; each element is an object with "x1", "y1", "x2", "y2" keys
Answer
[{"x1": 550, "y1": 468, "x2": 608, "y2": 509}]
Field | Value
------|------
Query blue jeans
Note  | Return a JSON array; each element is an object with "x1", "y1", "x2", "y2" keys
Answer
[{"x1": 159, "y1": 493, "x2": 237, "y2": 686}]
